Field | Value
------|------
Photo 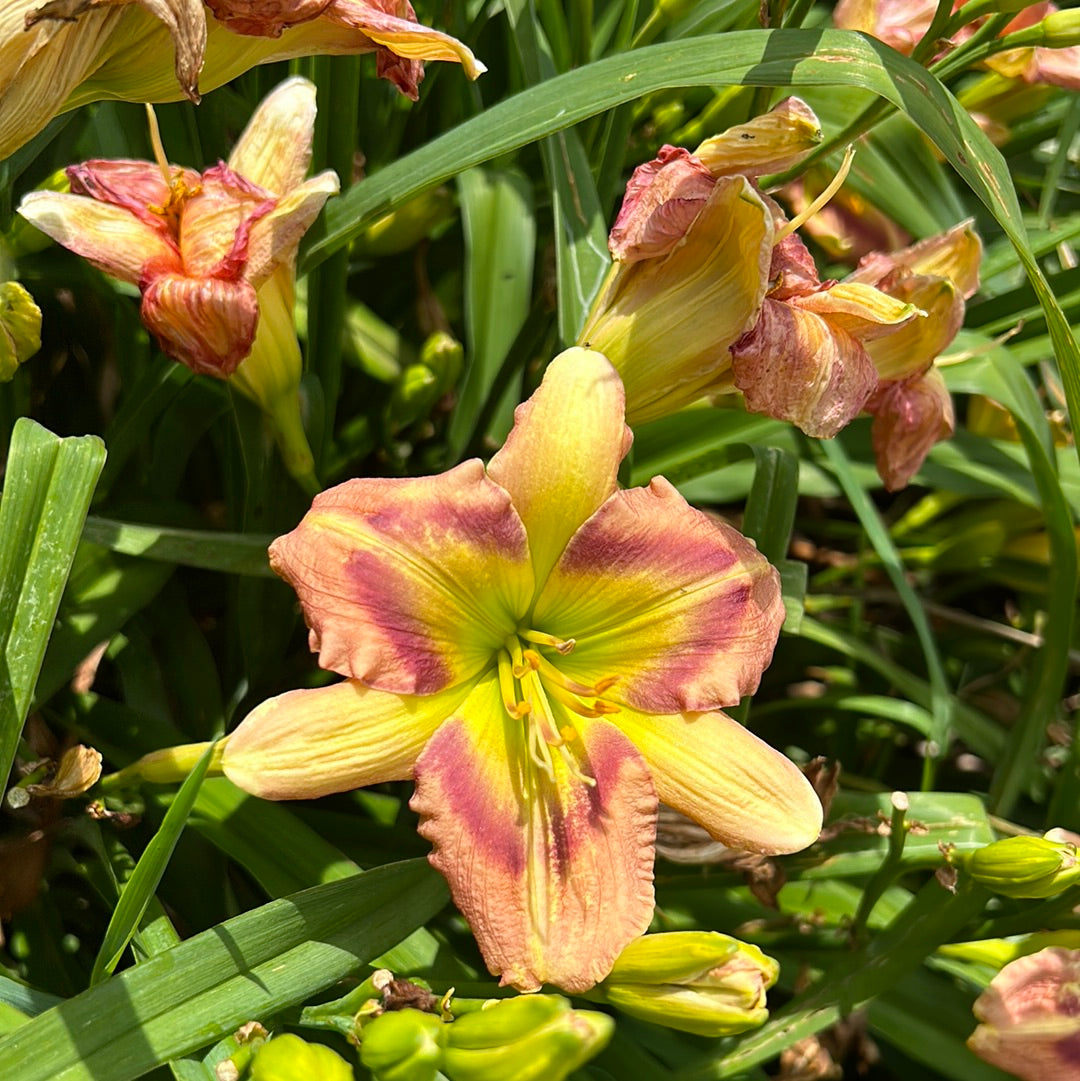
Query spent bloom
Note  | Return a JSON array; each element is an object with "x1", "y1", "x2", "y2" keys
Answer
[
  {"x1": 850, "y1": 221, "x2": 982, "y2": 489},
  {"x1": 222, "y1": 347, "x2": 822, "y2": 993},
  {"x1": 19, "y1": 77, "x2": 336, "y2": 484},
  {"x1": 1, "y1": 0, "x2": 484, "y2": 159},
  {"x1": 833, "y1": 0, "x2": 1080, "y2": 90},
  {"x1": 580, "y1": 98, "x2": 822, "y2": 426},
  {"x1": 969, "y1": 947, "x2": 1080, "y2": 1080}
]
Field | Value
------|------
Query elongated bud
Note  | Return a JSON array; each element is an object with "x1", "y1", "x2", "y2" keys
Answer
[
  {"x1": 957, "y1": 835, "x2": 1080, "y2": 898},
  {"x1": 360, "y1": 1009, "x2": 447, "y2": 1081},
  {"x1": 1000, "y1": 9, "x2": 1080, "y2": 49},
  {"x1": 0, "y1": 282, "x2": 42, "y2": 381},
  {"x1": 441, "y1": 995, "x2": 612, "y2": 1081},
  {"x1": 597, "y1": 932, "x2": 777, "y2": 1037},
  {"x1": 249, "y1": 1033, "x2": 352, "y2": 1081},
  {"x1": 352, "y1": 189, "x2": 455, "y2": 258}
]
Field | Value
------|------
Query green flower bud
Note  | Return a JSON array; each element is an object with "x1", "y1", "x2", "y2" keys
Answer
[
  {"x1": 249, "y1": 1034, "x2": 352, "y2": 1081},
  {"x1": 360, "y1": 1008, "x2": 447, "y2": 1081},
  {"x1": 389, "y1": 364, "x2": 440, "y2": 430},
  {"x1": 442, "y1": 995, "x2": 612, "y2": 1081},
  {"x1": 0, "y1": 282, "x2": 41, "y2": 381},
  {"x1": 352, "y1": 188, "x2": 455, "y2": 258},
  {"x1": 961, "y1": 836, "x2": 1080, "y2": 899},
  {"x1": 1002, "y1": 8, "x2": 1080, "y2": 49},
  {"x1": 597, "y1": 932, "x2": 778, "y2": 1037},
  {"x1": 418, "y1": 332, "x2": 464, "y2": 397}
]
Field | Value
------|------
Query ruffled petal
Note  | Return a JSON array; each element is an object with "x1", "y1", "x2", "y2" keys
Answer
[
  {"x1": 179, "y1": 163, "x2": 275, "y2": 278},
  {"x1": 608, "y1": 146, "x2": 715, "y2": 264},
  {"x1": 227, "y1": 74, "x2": 317, "y2": 195},
  {"x1": 66, "y1": 159, "x2": 197, "y2": 235},
  {"x1": 849, "y1": 220, "x2": 982, "y2": 299},
  {"x1": 534, "y1": 478, "x2": 783, "y2": 714},
  {"x1": 18, "y1": 191, "x2": 181, "y2": 285},
  {"x1": 863, "y1": 274, "x2": 963, "y2": 382},
  {"x1": 223, "y1": 677, "x2": 466, "y2": 799},
  {"x1": 614, "y1": 705, "x2": 822, "y2": 855},
  {"x1": 328, "y1": 0, "x2": 488, "y2": 87},
  {"x1": 693, "y1": 97, "x2": 821, "y2": 178},
  {"x1": 140, "y1": 272, "x2": 258, "y2": 375},
  {"x1": 411, "y1": 674, "x2": 656, "y2": 993},
  {"x1": 269, "y1": 461, "x2": 533, "y2": 694},
  {"x1": 793, "y1": 282, "x2": 918, "y2": 341},
  {"x1": 487, "y1": 347, "x2": 631, "y2": 587},
  {"x1": 731, "y1": 297, "x2": 879, "y2": 439}
]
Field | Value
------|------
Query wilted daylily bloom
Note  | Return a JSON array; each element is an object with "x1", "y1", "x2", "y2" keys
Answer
[
  {"x1": 834, "y1": 0, "x2": 1080, "y2": 90},
  {"x1": 222, "y1": 347, "x2": 823, "y2": 993},
  {"x1": 968, "y1": 947, "x2": 1080, "y2": 1081},
  {"x1": 848, "y1": 221, "x2": 982, "y2": 489},
  {"x1": 730, "y1": 224, "x2": 920, "y2": 440},
  {"x1": 579, "y1": 98, "x2": 822, "y2": 426},
  {"x1": 19, "y1": 77, "x2": 337, "y2": 486},
  {"x1": 1, "y1": 0, "x2": 484, "y2": 161}
]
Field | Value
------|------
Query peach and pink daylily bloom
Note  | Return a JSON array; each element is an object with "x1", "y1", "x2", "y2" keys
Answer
[
  {"x1": 18, "y1": 78, "x2": 338, "y2": 380},
  {"x1": 222, "y1": 347, "x2": 823, "y2": 994},
  {"x1": 969, "y1": 947, "x2": 1080, "y2": 1080}
]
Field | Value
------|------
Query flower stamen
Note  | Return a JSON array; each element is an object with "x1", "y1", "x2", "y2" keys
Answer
[
  {"x1": 774, "y1": 144, "x2": 855, "y2": 243},
  {"x1": 520, "y1": 628, "x2": 576, "y2": 654}
]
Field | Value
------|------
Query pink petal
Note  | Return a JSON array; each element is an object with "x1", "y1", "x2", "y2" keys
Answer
[
  {"x1": 140, "y1": 272, "x2": 258, "y2": 375},
  {"x1": 179, "y1": 163, "x2": 275, "y2": 279},
  {"x1": 67, "y1": 159, "x2": 198, "y2": 236},
  {"x1": 411, "y1": 674, "x2": 657, "y2": 992},
  {"x1": 868, "y1": 366, "x2": 954, "y2": 491},
  {"x1": 223, "y1": 677, "x2": 467, "y2": 799},
  {"x1": 608, "y1": 146, "x2": 716, "y2": 264},
  {"x1": 731, "y1": 297, "x2": 878, "y2": 438},
  {"x1": 534, "y1": 478, "x2": 784, "y2": 714},
  {"x1": 268, "y1": 461, "x2": 533, "y2": 694},
  {"x1": 488, "y1": 347, "x2": 631, "y2": 587},
  {"x1": 614, "y1": 705, "x2": 823, "y2": 855}
]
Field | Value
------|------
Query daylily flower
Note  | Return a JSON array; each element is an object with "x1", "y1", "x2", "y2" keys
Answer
[
  {"x1": 730, "y1": 230, "x2": 919, "y2": 440},
  {"x1": 222, "y1": 347, "x2": 822, "y2": 993},
  {"x1": 968, "y1": 947, "x2": 1080, "y2": 1081},
  {"x1": 19, "y1": 76, "x2": 337, "y2": 487},
  {"x1": 579, "y1": 99, "x2": 821, "y2": 426},
  {"x1": 833, "y1": 0, "x2": 1080, "y2": 90},
  {"x1": 1, "y1": 0, "x2": 484, "y2": 160},
  {"x1": 848, "y1": 221, "x2": 982, "y2": 489}
]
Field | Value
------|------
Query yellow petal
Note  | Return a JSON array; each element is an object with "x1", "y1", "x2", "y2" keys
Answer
[
  {"x1": 614, "y1": 706, "x2": 822, "y2": 855},
  {"x1": 487, "y1": 347, "x2": 631, "y2": 587},
  {"x1": 228, "y1": 75, "x2": 317, "y2": 196},
  {"x1": 793, "y1": 282, "x2": 919, "y2": 340},
  {"x1": 18, "y1": 191, "x2": 181, "y2": 285},
  {"x1": 411, "y1": 673, "x2": 656, "y2": 993},
  {"x1": 693, "y1": 97, "x2": 822, "y2": 178},
  {"x1": 223, "y1": 678, "x2": 468, "y2": 800}
]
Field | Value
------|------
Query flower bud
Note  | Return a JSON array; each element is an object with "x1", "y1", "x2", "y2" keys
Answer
[
  {"x1": 360, "y1": 1009, "x2": 447, "y2": 1081},
  {"x1": 0, "y1": 282, "x2": 42, "y2": 381},
  {"x1": 419, "y1": 332, "x2": 464, "y2": 397},
  {"x1": 969, "y1": 947, "x2": 1080, "y2": 1081},
  {"x1": 960, "y1": 835, "x2": 1080, "y2": 898},
  {"x1": 352, "y1": 189, "x2": 456, "y2": 258},
  {"x1": 597, "y1": 932, "x2": 778, "y2": 1037},
  {"x1": 249, "y1": 1034, "x2": 352, "y2": 1081},
  {"x1": 441, "y1": 995, "x2": 612, "y2": 1081}
]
